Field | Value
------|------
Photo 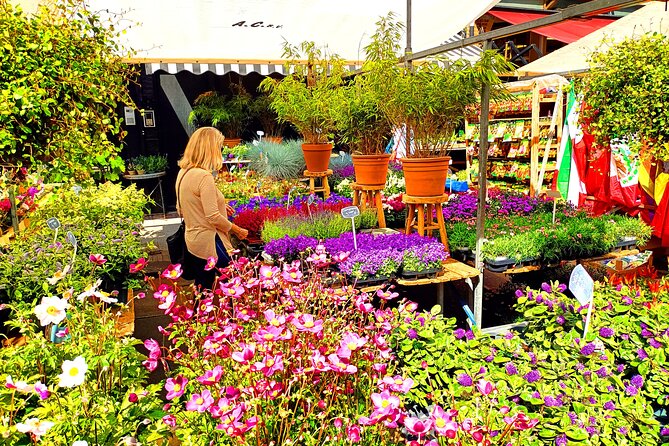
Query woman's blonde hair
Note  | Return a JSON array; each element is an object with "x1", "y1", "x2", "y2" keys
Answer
[{"x1": 178, "y1": 127, "x2": 225, "y2": 171}]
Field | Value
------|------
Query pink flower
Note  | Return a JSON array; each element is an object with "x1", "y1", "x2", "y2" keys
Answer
[
  {"x1": 332, "y1": 251, "x2": 350, "y2": 263},
  {"x1": 327, "y1": 354, "x2": 358, "y2": 374},
  {"x1": 371, "y1": 390, "x2": 400, "y2": 414},
  {"x1": 404, "y1": 417, "x2": 433, "y2": 437},
  {"x1": 231, "y1": 344, "x2": 256, "y2": 364},
  {"x1": 197, "y1": 365, "x2": 224, "y2": 385},
  {"x1": 216, "y1": 405, "x2": 256, "y2": 436},
  {"x1": 204, "y1": 256, "x2": 217, "y2": 271},
  {"x1": 281, "y1": 264, "x2": 303, "y2": 283},
  {"x1": 347, "y1": 425, "x2": 361, "y2": 442},
  {"x1": 153, "y1": 284, "x2": 176, "y2": 304},
  {"x1": 165, "y1": 375, "x2": 188, "y2": 400},
  {"x1": 253, "y1": 325, "x2": 292, "y2": 342},
  {"x1": 307, "y1": 350, "x2": 330, "y2": 373},
  {"x1": 162, "y1": 264, "x2": 183, "y2": 280},
  {"x1": 380, "y1": 375, "x2": 414, "y2": 393},
  {"x1": 220, "y1": 282, "x2": 245, "y2": 298},
  {"x1": 253, "y1": 354, "x2": 284, "y2": 377},
  {"x1": 142, "y1": 338, "x2": 161, "y2": 371},
  {"x1": 337, "y1": 332, "x2": 367, "y2": 358},
  {"x1": 34, "y1": 382, "x2": 50, "y2": 400},
  {"x1": 196, "y1": 298, "x2": 214, "y2": 314},
  {"x1": 162, "y1": 414, "x2": 176, "y2": 427},
  {"x1": 376, "y1": 288, "x2": 399, "y2": 301},
  {"x1": 234, "y1": 306, "x2": 256, "y2": 321},
  {"x1": 259, "y1": 265, "x2": 279, "y2": 280},
  {"x1": 209, "y1": 397, "x2": 234, "y2": 418},
  {"x1": 186, "y1": 389, "x2": 215, "y2": 412},
  {"x1": 88, "y1": 254, "x2": 107, "y2": 265},
  {"x1": 291, "y1": 314, "x2": 323, "y2": 334},
  {"x1": 355, "y1": 295, "x2": 373, "y2": 313},
  {"x1": 129, "y1": 258, "x2": 147, "y2": 273},
  {"x1": 431, "y1": 406, "x2": 458, "y2": 438},
  {"x1": 476, "y1": 379, "x2": 495, "y2": 396},
  {"x1": 306, "y1": 252, "x2": 329, "y2": 268},
  {"x1": 263, "y1": 310, "x2": 286, "y2": 327}
]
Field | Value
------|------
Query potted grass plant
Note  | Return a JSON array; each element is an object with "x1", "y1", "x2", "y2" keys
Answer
[
  {"x1": 259, "y1": 41, "x2": 345, "y2": 173},
  {"x1": 188, "y1": 83, "x2": 251, "y2": 147}
]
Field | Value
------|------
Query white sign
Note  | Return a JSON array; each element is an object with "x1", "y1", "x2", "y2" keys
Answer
[
  {"x1": 46, "y1": 217, "x2": 61, "y2": 231},
  {"x1": 569, "y1": 264, "x2": 594, "y2": 306},
  {"x1": 66, "y1": 231, "x2": 77, "y2": 247},
  {"x1": 340, "y1": 206, "x2": 361, "y2": 250},
  {"x1": 124, "y1": 106, "x2": 136, "y2": 126}
]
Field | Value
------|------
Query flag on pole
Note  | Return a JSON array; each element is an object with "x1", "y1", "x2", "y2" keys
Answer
[{"x1": 554, "y1": 85, "x2": 584, "y2": 206}]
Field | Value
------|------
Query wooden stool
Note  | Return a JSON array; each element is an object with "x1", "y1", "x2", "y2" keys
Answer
[
  {"x1": 351, "y1": 182, "x2": 386, "y2": 229},
  {"x1": 403, "y1": 194, "x2": 449, "y2": 250},
  {"x1": 304, "y1": 169, "x2": 332, "y2": 199}
]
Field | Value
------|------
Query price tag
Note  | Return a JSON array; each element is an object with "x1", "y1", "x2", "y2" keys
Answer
[
  {"x1": 66, "y1": 231, "x2": 77, "y2": 247},
  {"x1": 47, "y1": 217, "x2": 61, "y2": 231},
  {"x1": 340, "y1": 206, "x2": 361, "y2": 250},
  {"x1": 570, "y1": 264, "x2": 595, "y2": 339}
]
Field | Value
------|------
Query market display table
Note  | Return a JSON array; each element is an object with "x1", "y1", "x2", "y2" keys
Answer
[
  {"x1": 123, "y1": 171, "x2": 166, "y2": 218},
  {"x1": 360, "y1": 258, "x2": 480, "y2": 310}
]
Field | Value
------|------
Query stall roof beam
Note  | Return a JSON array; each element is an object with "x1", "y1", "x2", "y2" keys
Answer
[{"x1": 406, "y1": 0, "x2": 645, "y2": 60}]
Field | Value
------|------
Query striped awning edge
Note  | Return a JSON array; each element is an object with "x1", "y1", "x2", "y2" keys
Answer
[
  {"x1": 439, "y1": 34, "x2": 484, "y2": 61},
  {"x1": 144, "y1": 62, "x2": 363, "y2": 76}
]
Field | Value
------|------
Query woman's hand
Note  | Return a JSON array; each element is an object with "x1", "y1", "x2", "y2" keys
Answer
[
  {"x1": 226, "y1": 204, "x2": 236, "y2": 217},
  {"x1": 232, "y1": 225, "x2": 249, "y2": 240}
]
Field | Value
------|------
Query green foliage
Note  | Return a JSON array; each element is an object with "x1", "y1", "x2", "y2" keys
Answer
[
  {"x1": 248, "y1": 93, "x2": 285, "y2": 137},
  {"x1": 247, "y1": 139, "x2": 306, "y2": 179},
  {"x1": 447, "y1": 222, "x2": 476, "y2": 250},
  {"x1": 261, "y1": 209, "x2": 377, "y2": 242},
  {"x1": 482, "y1": 231, "x2": 541, "y2": 262},
  {"x1": 129, "y1": 154, "x2": 168, "y2": 174},
  {"x1": 580, "y1": 33, "x2": 669, "y2": 160},
  {"x1": 188, "y1": 85, "x2": 252, "y2": 137},
  {"x1": 0, "y1": 1, "x2": 138, "y2": 181},
  {"x1": 259, "y1": 41, "x2": 346, "y2": 144}
]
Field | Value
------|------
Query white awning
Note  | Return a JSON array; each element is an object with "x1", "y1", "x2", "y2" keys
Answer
[
  {"x1": 84, "y1": 0, "x2": 498, "y2": 65},
  {"x1": 518, "y1": 2, "x2": 669, "y2": 76}
]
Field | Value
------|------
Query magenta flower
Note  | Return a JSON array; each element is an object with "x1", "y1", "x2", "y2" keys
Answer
[
  {"x1": 220, "y1": 282, "x2": 245, "y2": 298},
  {"x1": 379, "y1": 375, "x2": 414, "y2": 393},
  {"x1": 197, "y1": 365, "x2": 224, "y2": 385},
  {"x1": 337, "y1": 332, "x2": 367, "y2": 358},
  {"x1": 253, "y1": 354, "x2": 284, "y2": 377},
  {"x1": 404, "y1": 417, "x2": 433, "y2": 437},
  {"x1": 162, "y1": 414, "x2": 176, "y2": 427},
  {"x1": 231, "y1": 344, "x2": 256, "y2": 364},
  {"x1": 142, "y1": 338, "x2": 161, "y2": 371},
  {"x1": 370, "y1": 390, "x2": 400, "y2": 414},
  {"x1": 153, "y1": 284, "x2": 176, "y2": 305},
  {"x1": 263, "y1": 310, "x2": 286, "y2": 327},
  {"x1": 327, "y1": 354, "x2": 358, "y2": 374},
  {"x1": 281, "y1": 264, "x2": 303, "y2": 283},
  {"x1": 34, "y1": 382, "x2": 50, "y2": 400},
  {"x1": 204, "y1": 256, "x2": 217, "y2": 271},
  {"x1": 129, "y1": 258, "x2": 147, "y2": 273},
  {"x1": 162, "y1": 264, "x2": 183, "y2": 281},
  {"x1": 186, "y1": 389, "x2": 215, "y2": 412},
  {"x1": 346, "y1": 425, "x2": 361, "y2": 442},
  {"x1": 476, "y1": 379, "x2": 495, "y2": 396},
  {"x1": 165, "y1": 375, "x2": 188, "y2": 400},
  {"x1": 376, "y1": 288, "x2": 399, "y2": 301},
  {"x1": 88, "y1": 254, "x2": 107, "y2": 265},
  {"x1": 431, "y1": 406, "x2": 458, "y2": 438},
  {"x1": 291, "y1": 314, "x2": 323, "y2": 334},
  {"x1": 253, "y1": 325, "x2": 292, "y2": 342},
  {"x1": 234, "y1": 306, "x2": 257, "y2": 321}
]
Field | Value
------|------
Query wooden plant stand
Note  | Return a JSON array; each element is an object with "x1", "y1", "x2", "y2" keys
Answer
[
  {"x1": 304, "y1": 169, "x2": 332, "y2": 199},
  {"x1": 403, "y1": 194, "x2": 449, "y2": 250},
  {"x1": 351, "y1": 182, "x2": 386, "y2": 229}
]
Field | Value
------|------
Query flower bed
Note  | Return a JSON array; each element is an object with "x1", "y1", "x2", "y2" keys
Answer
[{"x1": 260, "y1": 210, "x2": 378, "y2": 243}]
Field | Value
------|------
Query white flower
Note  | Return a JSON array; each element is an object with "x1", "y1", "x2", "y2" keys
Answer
[
  {"x1": 33, "y1": 296, "x2": 70, "y2": 327},
  {"x1": 73, "y1": 441, "x2": 89, "y2": 446},
  {"x1": 46, "y1": 264, "x2": 71, "y2": 285},
  {"x1": 58, "y1": 356, "x2": 88, "y2": 388},
  {"x1": 77, "y1": 280, "x2": 117, "y2": 304},
  {"x1": 15, "y1": 417, "x2": 54, "y2": 439}
]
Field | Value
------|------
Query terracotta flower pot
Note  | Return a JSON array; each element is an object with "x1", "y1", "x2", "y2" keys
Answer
[
  {"x1": 223, "y1": 138, "x2": 242, "y2": 148},
  {"x1": 402, "y1": 156, "x2": 450, "y2": 197},
  {"x1": 265, "y1": 136, "x2": 283, "y2": 144},
  {"x1": 302, "y1": 143, "x2": 333, "y2": 173},
  {"x1": 351, "y1": 154, "x2": 391, "y2": 187}
]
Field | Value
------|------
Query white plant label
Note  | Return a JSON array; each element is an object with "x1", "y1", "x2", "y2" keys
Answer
[
  {"x1": 340, "y1": 206, "x2": 361, "y2": 250},
  {"x1": 569, "y1": 264, "x2": 595, "y2": 339},
  {"x1": 47, "y1": 217, "x2": 61, "y2": 231}
]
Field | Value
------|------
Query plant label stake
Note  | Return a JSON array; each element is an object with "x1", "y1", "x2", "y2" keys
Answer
[
  {"x1": 569, "y1": 264, "x2": 594, "y2": 339},
  {"x1": 47, "y1": 217, "x2": 61, "y2": 243},
  {"x1": 546, "y1": 190, "x2": 562, "y2": 225},
  {"x1": 306, "y1": 194, "x2": 315, "y2": 221},
  {"x1": 71, "y1": 185, "x2": 82, "y2": 195},
  {"x1": 66, "y1": 230, "x2": 78, "y2": 268},
  {"x1": 340, "y1": 206, "x2": 360, "y2": 250},
  {"x1": 286, "y1": 186, "x2": 297, "y2": 209}
]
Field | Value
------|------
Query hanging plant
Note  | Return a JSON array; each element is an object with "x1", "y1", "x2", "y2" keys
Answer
[{"x1": 580, "y1": 33, "x2": 669, "y2": 160}]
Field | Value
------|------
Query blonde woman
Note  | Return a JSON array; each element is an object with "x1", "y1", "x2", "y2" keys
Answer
[{"x1": 176, "y1": 127, "x2": 248, "y2": 288}]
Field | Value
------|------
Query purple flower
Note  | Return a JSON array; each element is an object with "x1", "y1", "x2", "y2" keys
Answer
[
  {"x1": 631, "y1": 374, "x2": 644, "y2": 388},
  {"x1": 532, "y1": 391, "x2": 541, "y2": 399},
  {"x1": 556, "y1": 315, "x2": 565, "y2": 325},
  {"x1": 524, "y1": 370, "x2": 541, "y2": 383},
  {"x1": 407, "y1": 328, "x2": 418, "y2": 340},
  {"x1": 454, "y1": 328, "x2": 466, "y2": 339},
  {"x1": 580, "y1": 343, "x2": 596, "y2": 356},
  {"x1": 568, "y1": 412, "x2": 578, "y2": 425},
  {"x1": 515, "y1": 289, "x2": 524, "y2": 298},
  {"x1": 465, "y1": 330, "x2": 475, "y2": 341},
  {"x1": 575, "y1": 362, "x2": 585, "y2": 371},
  {"x1": 661, "y1": 427, "x2": 669, "y2": 436},
  {"x1": 637, "y1": 348, "x2": 649, "y2": 360},
  {"x1": 557, "y1": 283, "x2": 567, "y2": 292},
  {"x1": 555, "y1": 434, "x2": 567, "y2": 446},
  {"x1": 604, "y1": 401, "x2": 616, "y2": 411},
  {"x1": 649, "y1": 338, "x2": 663, "y2": 349},
  {"x1": 616, "y1": 363, "x2": 625, "y2": 373},
  {"x1": 625, "y1": 385, "x2": 638, "y2": 396},
  {"x1": 586, "y1": 426, "x2": 597, "y2": 436},
  {"x1": 622, "y1": 296, "x2": 633, "y2": 305},
  {"x1": 504, "y1": 332, "x2": 515, "y2": 340},
  {"x1": 457, "y1": 373, "x2": 473, "y2": 387},
  {"x1": 588, "y1": 397, "x2": 597, "y2": 404},
  {"x1": 607, "y1": 385, "x2": 614, "y2": 392},
  {"x1": 596, "y1": 367, "x2": 609, "y2": 378},
  {"x1": 618, "y1": 427, "x2": 628, "y2": 436},
  {"x1": 541, "y1": 282, "x2": 552, "y2": 293},
  {"x1": 528, "y1": 352, "x2": 537, "y2": 364},
  {"x1": 544, "y1": 395, "x2": 561, "y2": 407},
  {"x1": 505, "y1": 362, "x2": 518, "y2": 375},
  {"x1": 599, "y1": 327, "x2": 614, "y2": 338}
]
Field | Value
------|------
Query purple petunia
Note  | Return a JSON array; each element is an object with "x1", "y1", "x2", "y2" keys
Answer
[
  {"x1": 599, "y1": 327, "x2": 615, "y2": 338},
  {"x1": 457, "y1": 373, "x2": 473, "y2": 387},
  {"x1": 524, "y1": 370, "x2": 542, "y2": 383}
]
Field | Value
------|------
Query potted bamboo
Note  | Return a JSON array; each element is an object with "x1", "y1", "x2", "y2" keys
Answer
[
  {"x1": 374, "y1": 15, "x2": 512, "y2": 196},
  {"x1": 188, "y1": 84, "x2": 251, "y2": 147},
  {"x1": 249, "y1": 93, "x2": 285, "y2": 143},
  {"x1": 259, "y1": 41, "x2": 345, "y2": 173}
]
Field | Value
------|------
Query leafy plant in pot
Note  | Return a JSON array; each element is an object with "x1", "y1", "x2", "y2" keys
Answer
[
  {"x1": 373, "y1": 15, "x2": 513, "y2": 196},
  {"x1": 249, "y1": 92, "x2": 286, "y2": 143},
  {"x1": 188, "y1": 84, "x2": 251, "y2": 147},
  {"x1": 259, "y1": 41, "x2": 345, "y2": 173}
]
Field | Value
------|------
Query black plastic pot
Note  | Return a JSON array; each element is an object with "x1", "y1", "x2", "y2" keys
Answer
[
  {"x1": 354, "y1": 275, "x2": 390, "y2": 287},
  {"x1": 484, "y1": 256, "x2": 518, "y2": 273},
  {"x1": 400, "y1": 267, "x2": 442, "y2": 280}
]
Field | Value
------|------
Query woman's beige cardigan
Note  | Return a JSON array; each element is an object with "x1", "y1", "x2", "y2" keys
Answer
[{"x1": 175, "y1": 168, "x2": 233, "y2": 259}]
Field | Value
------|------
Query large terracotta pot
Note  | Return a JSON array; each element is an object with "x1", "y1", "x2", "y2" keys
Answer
[
  {"x1": 265, "y1": 136, "x2": 283, "y2": 144},
  {"x1": 302, "y1": 143, "x2": 333, "y2": 173},
  {"x1": 402, "y1": 156, "x2": 450, "y2": 197},
  {"x1": 351, "y1": 154, "x2": 391, "y2": 187},
  {"x1": 223, "y1": 138, "x2": 242, "y2": 148}
]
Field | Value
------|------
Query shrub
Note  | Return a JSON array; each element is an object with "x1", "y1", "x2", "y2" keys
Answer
[{"x1": 247, "y1": 139, "x2": 306, "y2": 179}]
